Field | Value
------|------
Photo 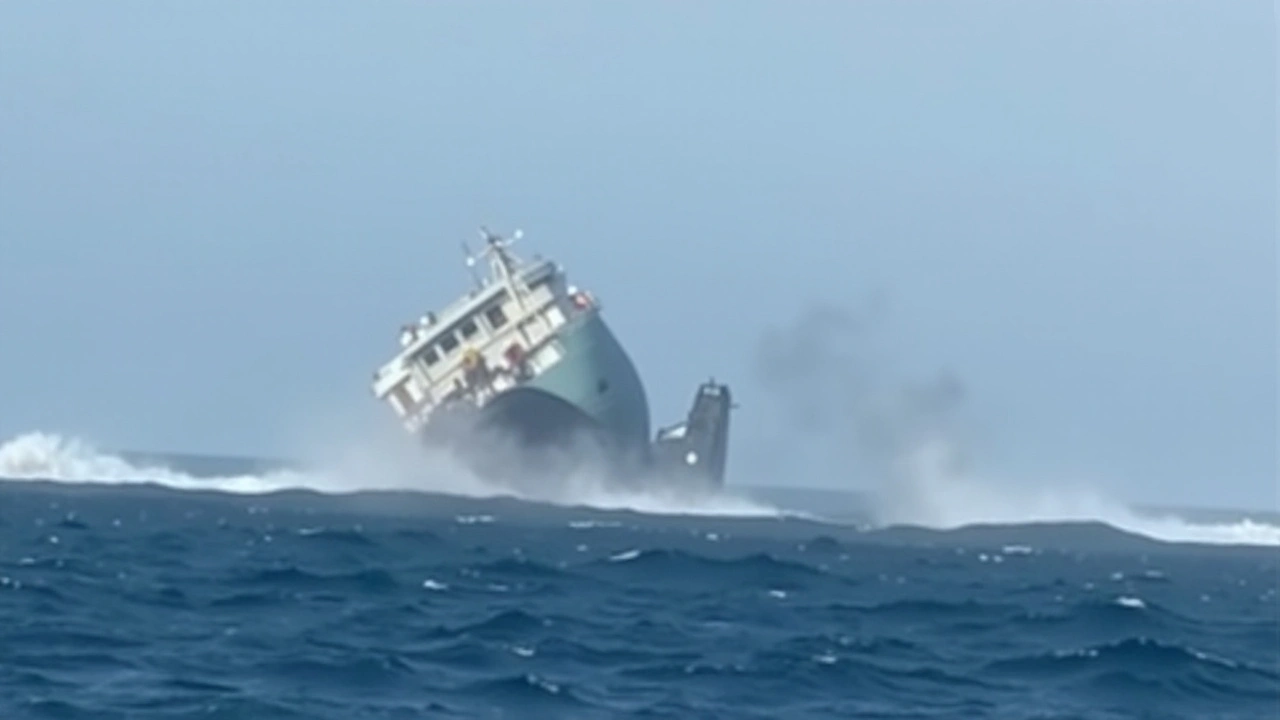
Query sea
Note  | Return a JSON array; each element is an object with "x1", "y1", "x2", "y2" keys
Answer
[{"x1": 0, "y1": 432, "x2": 1276, "y2": 719}]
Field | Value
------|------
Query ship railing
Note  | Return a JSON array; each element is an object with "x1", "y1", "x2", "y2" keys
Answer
[{"x1": 396, "y1": 304, "x2": 581, "y2": 435}]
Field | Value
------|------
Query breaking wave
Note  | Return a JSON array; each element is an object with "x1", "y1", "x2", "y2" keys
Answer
[
  {"x1": 750, "y1": 299, "x2": 1280, "y2": 549},
  {"x1": 0, "y1": 432, "x2": 312, "y2": 494},
  {"x1": 1, "y1": 431, "x2": 1275, "y2": 546},
  {"x1": 870, "y1": 436, "x2": 1280, "y2": 547},
  {"x1": 0, "y1": 431, "x2": 781, "y2": 518}
]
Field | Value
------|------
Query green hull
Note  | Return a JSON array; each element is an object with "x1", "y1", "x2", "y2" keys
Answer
[
  {"x1": 523, "y1": 310, "x2": 651, "y2": 453},
  {"x1": 419, "y1": 309, "x2": 652, "y2": 485}
]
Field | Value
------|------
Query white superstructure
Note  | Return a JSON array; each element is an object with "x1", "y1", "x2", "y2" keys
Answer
[{"x1": 369, "y1": 228, "x2": 599, "y2": 435}]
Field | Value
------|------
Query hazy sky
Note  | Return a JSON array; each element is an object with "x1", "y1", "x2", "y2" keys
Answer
[{"x1": 1, "y1": 1, "x2": 1274, "y2": 509}]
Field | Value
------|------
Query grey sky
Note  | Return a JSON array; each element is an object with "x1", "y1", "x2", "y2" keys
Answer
[{"x1": 1, "y1": 1, "x2": 1274, "y2": 509}]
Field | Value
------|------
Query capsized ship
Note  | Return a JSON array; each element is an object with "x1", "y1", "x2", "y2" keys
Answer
[{"x1": 369, "y1": 227, "x2": 732, "y2": 491}]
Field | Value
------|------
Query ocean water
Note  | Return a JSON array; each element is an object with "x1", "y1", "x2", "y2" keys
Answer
[{"x1": 0, "y1": 434, "x2": 1277, "y2": 719}]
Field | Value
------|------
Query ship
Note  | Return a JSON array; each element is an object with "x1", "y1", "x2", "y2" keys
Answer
[{"x1": 369, "y1": 227, "x2": 733, "y2": 493}]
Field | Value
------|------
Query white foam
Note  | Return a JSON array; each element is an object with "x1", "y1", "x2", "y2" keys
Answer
[
  {"x1": 0, "y1": 431, "x2": 315, "y2": 494},
  {"x1": 0, "y1": 431, "x2": 783, "y2": 519},
  {"x1": 869, "y1": 436, "x2": 1280, "y2": 547},
  {"x1": 539, "y1": 464, "x2": 786, "y2": 517}
]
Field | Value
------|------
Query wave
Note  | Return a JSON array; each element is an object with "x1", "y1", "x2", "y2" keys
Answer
[
  {"x1": 0, "y1": 431, "x2": 782, "y2": 519},
  {"x1": 983, "y1": 637, "x2": 1280, "y2": 704},
  {"x1": 585, "y1": 548, "x2": 851, "y2": 597},
  {"x1": 2, "y1": 430, "x2": 1273, "y2": 546},
  {"x1": 868, "y1": 437, "x2": 1280, "y2": 547},
  {"x1": 748, "y1": 301, "x2": 1278, "y2": 549}
]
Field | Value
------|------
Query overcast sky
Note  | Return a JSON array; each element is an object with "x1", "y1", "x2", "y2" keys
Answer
[{"x1": 1, "y1": 1, "x2": 1274, "y2": 509}]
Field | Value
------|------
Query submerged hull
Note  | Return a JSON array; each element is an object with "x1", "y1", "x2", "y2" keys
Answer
[{"x1": 417, "y1": 310, "x2": 652, "y2": 488}]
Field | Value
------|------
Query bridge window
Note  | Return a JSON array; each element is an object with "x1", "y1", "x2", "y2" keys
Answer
[
  {"x1": 460, "y1": 318, "x2": 479, "y2": 339},
  {"x1": 485, "y1": 304, "x2": 508, "y2": 330},
  {"x1": 422, "y1": 348, "x2": 440, "y2": 366},
  {"x1": 440, "y1": 333, "x2": 459, "y2": 355}
]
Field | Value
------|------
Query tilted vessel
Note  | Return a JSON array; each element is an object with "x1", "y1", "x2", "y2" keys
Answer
[{"x1": 370, "y1": 227, "x2": 733, "y2": 491}]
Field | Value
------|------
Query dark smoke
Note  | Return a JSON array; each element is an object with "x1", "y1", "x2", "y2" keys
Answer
[{"x1": 752, "y1": 296, "x2": 972, "y2": 515}]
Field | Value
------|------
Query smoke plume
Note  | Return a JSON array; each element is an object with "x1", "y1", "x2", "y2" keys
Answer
[{"x1": 751, "y1": 295, "x2": 974, "y2": 524}]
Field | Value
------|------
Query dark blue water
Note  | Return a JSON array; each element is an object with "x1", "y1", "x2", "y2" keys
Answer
[{"x1": 0, "y1": 479, "x2": 1276, "y2": 719}]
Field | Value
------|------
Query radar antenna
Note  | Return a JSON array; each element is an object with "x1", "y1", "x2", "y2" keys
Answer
[{"x1": 477, "y1": 226, "x2": 528, "y2": 307}]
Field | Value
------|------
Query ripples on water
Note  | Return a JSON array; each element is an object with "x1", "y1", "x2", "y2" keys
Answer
[{"x1": 0, "y1": 481, "x2": 1275, "y2": 719}]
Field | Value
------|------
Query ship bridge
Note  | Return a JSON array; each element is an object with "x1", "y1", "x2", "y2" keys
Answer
[{"x1": 370, "y1": 229, "x2": 600, "y2": 434}]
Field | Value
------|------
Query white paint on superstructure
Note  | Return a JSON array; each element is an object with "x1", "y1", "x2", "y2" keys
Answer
[{"x1": 369, "y1": 228, "x2": 601, "y2": 435}]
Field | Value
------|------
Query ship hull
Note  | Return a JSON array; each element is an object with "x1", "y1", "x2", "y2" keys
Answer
[{"x1": 417, "y1": 310, "x2": 652, "y2": 489}]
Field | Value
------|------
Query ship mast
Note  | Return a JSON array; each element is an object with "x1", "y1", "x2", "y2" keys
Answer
[{"x1": 478, "y1": 226, "x2": 528, "y2": 309}]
